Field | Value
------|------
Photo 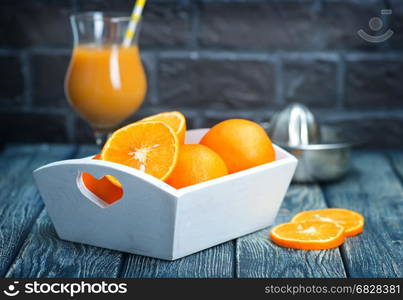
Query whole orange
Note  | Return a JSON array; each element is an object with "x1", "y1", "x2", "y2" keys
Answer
[
  {"x1": 166, "y1": 144, "x2": 228, "y2": 189},
  {"x1": 200, "y1": 119, "x2": 275, "y2": 173}
]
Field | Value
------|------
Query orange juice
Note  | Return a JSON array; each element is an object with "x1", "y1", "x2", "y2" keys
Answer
[{"x1": 65, "y1": 45, "x2": 147, "y2": 130}]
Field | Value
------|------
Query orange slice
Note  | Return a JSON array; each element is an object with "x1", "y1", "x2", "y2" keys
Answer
[
  {"x1": 291, "y1": 208, "x2": 364, "y2": 237},
  {"x1": 100, "y1": 121, "x2": 179, "y2": 187},
  {"x1": 270, "y1": 220, "x2": 345, "y2": 250},
  {"x1": 140, "y1": 111, "x2": 187, "y2": 144}
]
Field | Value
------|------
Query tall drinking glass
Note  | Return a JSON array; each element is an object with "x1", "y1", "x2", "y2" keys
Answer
[{"x1": 65, "y1": 12, "x2": 147, "y2": 146}]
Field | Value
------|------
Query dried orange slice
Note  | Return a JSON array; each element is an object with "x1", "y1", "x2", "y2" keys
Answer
[
  {"x1": 100, "y1": 121, "x2": 179, "y2": 187},
  {"x1": 270, "y1": 220, "x2": 345, "y2": 250},
  {"x1": 291, "y1": 208, "x2": 364, "y2": 237},
  {"x1": 140, "y1": 111, "x2": 187, "y2": 144}
]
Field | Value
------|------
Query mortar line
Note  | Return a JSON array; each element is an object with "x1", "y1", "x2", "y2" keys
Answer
[
  {"x1": 336, "y1": 53, "x2": 346, "y2": 110},
  {"x1": 190, "y1": 0, "x2": 201, "y2": 50},
  {"x1": 20, "y1": 51, "x2": 32, "y2": 109},
  {"x1": 274, "y1": 53, "x2": 284, "y2": 106}
]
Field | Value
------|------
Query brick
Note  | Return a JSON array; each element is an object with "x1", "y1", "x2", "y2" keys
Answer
[
  {"x1": 0, "y1": 112, "x2": 68, "y2": 143},
  {"x1": 141, "y1": 2, "x2": 192, "y2": 48},
  {"x1": 0, "y1": 55, "x2": 24, "y2": 105},
  {"x1": 77, "y1": 0, "x2": 132, "y2": 11},
  {"x1": 75, "y1": 117, "x2": 96, "y2": 144},
  {"x1": 159, "y1": 58, "x2": 192, "y2": 106},
  {"x1": 78, "y1": 0, "x2": 191, "y2": 48},
  {"x1": 318, "y1": 0, "x2": 385, "y2": 50},
  {"x1": 158, "y1": 57, "x2": 276, "y2": 109},
  {"x1": 283, "y1": 58, "x2": 338, "y2": 108},
  {"x1": 201, "y1": 110, "x2": 264, "y2": 129},
  {"x1": 323, "y1": 115, "x2": 403, "y2": 149},
  {"x1": 31, "y1": 54, "x2": 70, "y2": 108},
  {"x1": 199, "y1": 1, "x2": 384, "y2": 50},
  {"x1": 199, "y1": 2, "x2": 318, "y2": 50},
  {"x1": 389, "y1": 0, "x2": 403, "y2": 49},
  {"x1": 345, "y1": 58, "x2": 403, "y2": 108},
  {"x1": 0, "y1": 0, "x2": 73, "y2": 48},
  {"x1": 140, "y1": 52, "x2": 157, "y2": 106}
]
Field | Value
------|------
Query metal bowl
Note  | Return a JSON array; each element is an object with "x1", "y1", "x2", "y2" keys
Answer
[
  {"x1": 275, "y1": 126, "x2": 354, "y2": 182},
  {"x1": 265, "y1": 103, "x2": 358, "y2": 183}
]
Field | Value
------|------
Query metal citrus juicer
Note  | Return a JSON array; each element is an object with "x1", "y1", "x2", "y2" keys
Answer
[{"x1": 266, "y1": 103, "x2": 355, "y2": 182}]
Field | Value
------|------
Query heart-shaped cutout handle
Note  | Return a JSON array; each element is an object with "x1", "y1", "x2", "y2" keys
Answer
[
  {"x1": 81, "y1": 171, "x2": 123, "y2": 205},
  {"x1": 79, "y1": 154, "x2": 123, "y2": 206}
]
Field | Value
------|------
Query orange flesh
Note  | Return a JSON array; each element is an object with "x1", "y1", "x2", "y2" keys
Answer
[
  {"x1": 291, "y1": 208, "x2": 364, "y2": 237},
  {"x1": 141, "y1": 111, "x2": 186, "y2": 144},
  {"x1": 270, "y1": 220, "x2": 345, "y2": 250},
  {"x1": 100, "y1": 121, "x2": 179, "y2": 187}
]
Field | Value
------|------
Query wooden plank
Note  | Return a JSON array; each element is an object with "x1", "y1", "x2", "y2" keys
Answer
[
  {"x1": 322, "y1": 152, "x2": 403, "y2": 277},
  {"x1": 389, "y1": 151, "x2": 403, "y2": 183},
  {"x1": 120, "y1": 242, "x2": 234, "y2": 278},
  {"x1": 236, "y1": 184, "x2": 347, "y2": 278},
  {"x1": 0, "y1": 144, "x2": 76, "y2": 276},
  {"x1": 6, "y1": 145, "x2": 125, "y2": 278}
]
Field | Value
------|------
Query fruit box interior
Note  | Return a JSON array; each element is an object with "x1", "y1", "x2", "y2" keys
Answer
[{"x1": 33, "y1": 129, "x2": 297, "y2": 260}]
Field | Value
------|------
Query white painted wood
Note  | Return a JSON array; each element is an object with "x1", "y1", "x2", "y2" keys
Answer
[
  {"x1": 172, "y1": 145, "x2": 298, "y2": 259},
  {"x1": 184, "y1": 128, "x2": 208, "y2": 144},
  {"x1": 33, "y1": 129, "x2": 297, "y2": 260}
]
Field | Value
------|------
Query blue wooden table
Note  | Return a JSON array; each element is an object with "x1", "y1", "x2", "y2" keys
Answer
[{"x1": 0, "y1": 144, "x2": 402, "y2": 278}]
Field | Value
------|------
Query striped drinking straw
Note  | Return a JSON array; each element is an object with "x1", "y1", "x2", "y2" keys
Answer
[{"x1": 122, "y1": 0, "x2": 147, "y2": 47}]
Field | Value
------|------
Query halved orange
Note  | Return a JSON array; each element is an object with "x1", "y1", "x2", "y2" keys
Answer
[
  {"x1": 100, "y1": 121, "x2": 179, "y2": 187},
  {"x1": 291, "y1": 208, "x2": 364, "y2": 237},
  {"x1": 82, "y1": 154, "x2": 123, "y2": 204},
  {"x1": 140, "y1": 111, "x2": 187, "y2": 144},
  {"x1": 270, "y1": 220, "x2": 345, "y2": 250}
]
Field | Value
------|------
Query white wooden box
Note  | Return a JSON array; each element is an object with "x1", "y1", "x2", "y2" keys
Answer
[{"x1": 33, "y1": 129, "x2": 297, "y2": 260}]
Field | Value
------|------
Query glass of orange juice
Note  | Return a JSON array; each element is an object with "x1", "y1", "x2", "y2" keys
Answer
[{"x1": 65, "y1": 12, "x2": 147, "y2": 146}]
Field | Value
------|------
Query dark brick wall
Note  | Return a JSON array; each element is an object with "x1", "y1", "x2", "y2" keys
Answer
[{"x1": 0, "y1": 0, "x2": 402, "y2": 148}]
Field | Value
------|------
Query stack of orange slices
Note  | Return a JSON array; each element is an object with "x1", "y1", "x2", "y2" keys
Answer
[{"x1": 270, "y1": 208, "x2": 364, "y2": 250}]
